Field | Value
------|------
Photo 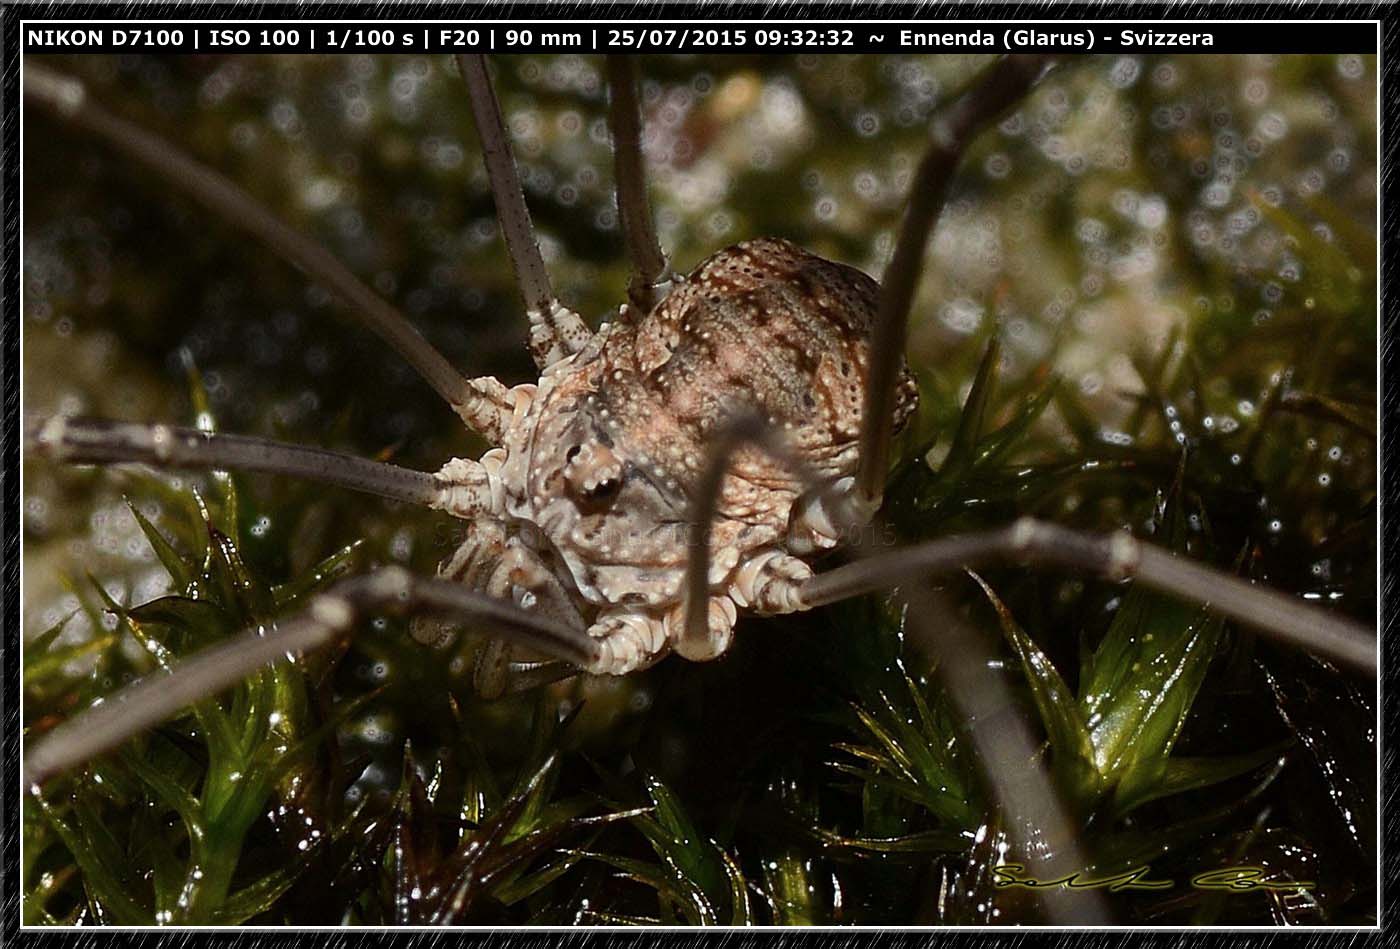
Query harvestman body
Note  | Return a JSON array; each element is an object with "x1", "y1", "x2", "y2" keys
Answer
[
  {"x1": 21, "y1": 53, "x2": 1374, "y2": 810},
  {"x1": 425, "y1": 237, "x2": 919, "y2": 682}
]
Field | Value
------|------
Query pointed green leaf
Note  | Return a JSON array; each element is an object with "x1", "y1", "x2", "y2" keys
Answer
[
  {"x1": 117, "y1": 612, "x2": 240, "y2": 768},
  {"x1": 971, "y1": 572, "x2": 1098, "y2": 804},
  {"x1": 1084, "y1": 592, "x2": 1227, "y2": 794},
  {"x1": 573, "y1": 849, "x2": 716, "y2": 925},
  {"x1": 808, "y1": 823, "x2": 974, "y2": 858},
  {"x1": 130, "y1": 805, "x2": 190, "y2": 920},
  {"x1": 938, "y1": 335, "x2": 1001, "y2": 481},
  {"x1": 127, "y1": 596, "x2": 230, "y2": 642},
  {"x1": 1110, "y1": 742, "x2": 1291, "y2": 818},
  {"x1": 1079, "y1": 475, "x2": 1228, "y2": 801},
  {"x1": 973, "y1": 377, "x2": 1058, "y2": 470},
  {"x1": 719, "y1": 847, "x2": 750, "y2": 925},
  {"x1": 1084, "y1": 758, "x2": 1284, "y2": 879},
  {"x1": 1080, "y1": 593, "x2": 1226, "y2": 789},
  {"x1": 120, "y1": 750, "x2": 206, "y2": 861},
  {"x1": 266, "y1": 687, "x2": 385, "y2": 789},
  {"x1": 25, "y1": 632, "x2": 120, "y2": 684},
  {"x1": 1054, "y1": 385, "x2": 1104, "y2": 449},
  {"x1": 125, "y1": 498, "x2": 193, "y2": 590},
  {"x1": 635, "y1": 773, "x2": 730, "y2": 917},
  {"x1": 272, "y1": 539, "x2": 364, "y2": 607},
  {"x1": 206, "y1": 809, "x2": 345, "y2": 925},
  {"x1": 489, "y1": 852, "x2": 585, "y2": 906},
  {"x1": 761, "y1": 848, "x2": 817, "y2": 925}
]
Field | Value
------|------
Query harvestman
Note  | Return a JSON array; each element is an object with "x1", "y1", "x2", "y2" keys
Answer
[{"x1": 21, "y1": 53, "x2": 1375, "y2": 831}]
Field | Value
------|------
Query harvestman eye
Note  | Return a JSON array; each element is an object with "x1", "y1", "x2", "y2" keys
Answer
[{"x1": 20, "y1": 51, "x2": 1375, "y2": 928}]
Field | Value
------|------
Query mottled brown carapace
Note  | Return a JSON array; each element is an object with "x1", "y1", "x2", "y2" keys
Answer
[{"x1": 443, "y1": 238, "x2": 920, "y2": 676}]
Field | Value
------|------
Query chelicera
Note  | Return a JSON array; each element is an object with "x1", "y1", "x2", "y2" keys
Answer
[{"x1": 21, "y1": 49, "x2": 1374, "y2": 824}]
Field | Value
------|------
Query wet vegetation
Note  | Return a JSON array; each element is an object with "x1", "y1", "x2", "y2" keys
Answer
[{"x1": 22, "y1": 52, "x2": 1376, "y2": 925}]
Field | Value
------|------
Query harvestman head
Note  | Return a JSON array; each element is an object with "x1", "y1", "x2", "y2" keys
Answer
[{"x1": 21, "y1": 52, "x2": 1375, "y2": 920}]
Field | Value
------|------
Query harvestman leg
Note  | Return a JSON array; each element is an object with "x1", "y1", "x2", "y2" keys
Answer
[
  {"x1": 797, "y1": 521, "x2": 1377, "y2": 674},
  {"x1": 23, "y1": 62, "x2": 513, "y2": 442},
  {"x1": 456, "y1": 54, "x2": 593, "y2": 370},
  {"x1": 605, "y1": 54, "x2": 673, "y2": 314},
  {"x1": 23, "y1": 417, "x2": 499, "y2": 518},
  {"x1": 22, "y1": 567, "x2": 604, "y2": 788},
  {"x1": 676, "y1": 414, "x2": 834, "y2": 660},
  {"x1": 839, "y1": 58, "x2": 1112, "y2": 921},
  {"x1": 855, "y1": 54, "x2": 1057, "y2": 506},
  {"x1": 898, "y1": 582, "x2": 1110, "y2": 924}
]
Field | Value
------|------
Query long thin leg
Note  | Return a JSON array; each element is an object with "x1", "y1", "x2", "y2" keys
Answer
[
  {"x1": 26, "y1": 416, "x2": 496, "y2": 518},
  {"x1": 24, "y1": 62, "x2": 507, "y2": 440},
  {"x1": 605, "y1": 55, "x2": 672, "y2": 314},
  {"x1": 796, "y1": 518, "x2": 1377, "y2": 675},
  {"x1": 22, "y1": 567, "x2": 602, "y2": 788},
  {"x1": 455, "y1": 54, "x2": 592, "y2": 370},
  {"x1": 857, "y1": 55, "x2": 1057, "y2": 504},
  {"x1": 677, "y1": 413, "x2": 842, "y2": 659},
  {"x1": 900, "y1": 585, "x2": 1110, "y2": 924}
]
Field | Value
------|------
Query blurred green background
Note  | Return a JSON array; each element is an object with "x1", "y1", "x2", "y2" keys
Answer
[{"x1": 22, "y1": 53, "x2": 1376, "y2": 925}]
